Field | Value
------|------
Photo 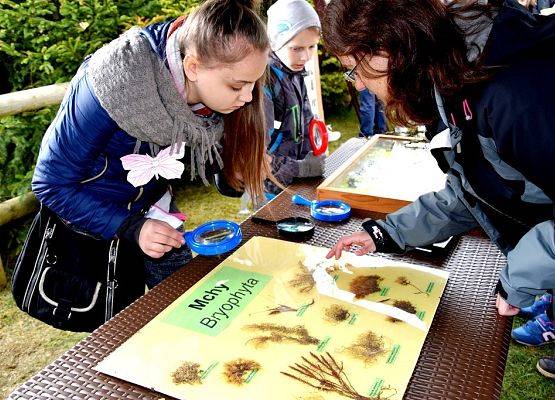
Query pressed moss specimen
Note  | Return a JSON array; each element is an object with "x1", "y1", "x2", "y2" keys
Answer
[
  {"x1": 251, "y1": 299, "x2": 315, "y2": 316},
  {"x1": 289, "y1": 263, "x2": 316, "y2": 293},
  {"x1": 392, "y1": 300, "x2": 417, "y2": 314},
  {"x1": 281, "y1": 352, "x2": 393, "y2": 400},
  {"x1": 267, "y1": 304, "x2": 298, "y2": 315},
  {"x1": 223, "y1": 358, "x2": 261, "y2": 385},
  {"x1": 349, "y1": 275, "x2": 384, "y2": 299},
  {"x1": 324, "y1": 304, "x2": 351, "y2": 323},
  {"x1": 289, "y1": 261, "x2": 340, "y2": 293},
  {"x1": 172, "y1": 361, "x2": 202, "y2": 385},
  {"x1": 244, "y1": 323, "x2": 319, "y2": 348},
  {"x1": 346, "y1": 330, "x2": 387, "y2": 364},
  {"x1": 395, "y1": 276, "x2": 429, "y2": 296},
  {"x1": 387, "y1": 299, "x2": 418, "y2": 323}
]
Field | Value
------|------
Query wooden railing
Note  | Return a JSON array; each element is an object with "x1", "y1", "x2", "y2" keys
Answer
[
  {"x1": 0, "y1": 83, "x2": 69, "y2": 117},
  {"x1": 0, "y1": 82, "x2": 69, "y2": 288}
]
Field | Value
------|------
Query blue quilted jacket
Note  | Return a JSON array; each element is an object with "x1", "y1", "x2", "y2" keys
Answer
[{"x1": 32, "y1": 21, "x2": 178, "y2": 240}]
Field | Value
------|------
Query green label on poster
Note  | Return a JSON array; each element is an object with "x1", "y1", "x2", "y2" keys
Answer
[
  {"x1": 163, "y1": 266, "x2": 271, "y2": 336},
  {"x1": 369, "y1": 378, "x2": 384, "y2": 397},
  {"x1": 386, "y1": 344, "x2": 401, "y2": 364}
]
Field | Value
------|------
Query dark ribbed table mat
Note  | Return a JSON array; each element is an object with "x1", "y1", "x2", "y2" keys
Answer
[{"x1": 9, "y1": 138, "x2": 511, "y2": 400}]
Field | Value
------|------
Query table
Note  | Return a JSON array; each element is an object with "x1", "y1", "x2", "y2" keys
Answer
[{"x1": 9, "y1": 138, "x2": 511, "y2": 400}]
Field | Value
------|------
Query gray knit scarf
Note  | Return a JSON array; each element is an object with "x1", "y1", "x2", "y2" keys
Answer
[{"x1": 87, "y1": 27, "x2": 224, "y2": 185}]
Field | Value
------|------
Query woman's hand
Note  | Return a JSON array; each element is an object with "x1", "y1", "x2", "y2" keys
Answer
[
  {"x1": 326, "y1": 230, "x2": 376, "y2": 260},
  {"x1": 495, "y1": 293, "x2": 520, "y2": 316},
  {"x1": 138, "y1": 219, "x2": 185, "y2": 258}
]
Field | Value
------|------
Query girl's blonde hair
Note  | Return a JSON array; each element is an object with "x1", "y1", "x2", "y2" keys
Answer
[{"x1": 179, "y1": 0, "x2": 272, "y2": 199}]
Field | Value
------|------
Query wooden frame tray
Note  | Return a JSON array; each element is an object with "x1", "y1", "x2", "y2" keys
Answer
[{"x1": 317, "y1": 135, "x2": 446, "y2": 213}]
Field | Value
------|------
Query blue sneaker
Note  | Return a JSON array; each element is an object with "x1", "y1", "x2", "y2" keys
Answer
[
  {"x1": 519, "y1": 293, "x2": 553, "y2": 319},
  {"x1": 511, "y1": 313, "x2": 555, "y2": 346}
]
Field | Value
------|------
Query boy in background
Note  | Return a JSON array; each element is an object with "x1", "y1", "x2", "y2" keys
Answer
[{"x1": 264, "y1": 0, "x2": 326, "y2": 194}]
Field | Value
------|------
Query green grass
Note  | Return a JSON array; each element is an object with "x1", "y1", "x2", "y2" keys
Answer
[
  {"x1": 0, "y1": 289, "x2": 87, "y2": 398},
  {"x1": 326, "y1": 108, "x2": 361, "y2": 154},
  {"x1": 0, "y1": 110, "x2": 553, "y2": 398}
]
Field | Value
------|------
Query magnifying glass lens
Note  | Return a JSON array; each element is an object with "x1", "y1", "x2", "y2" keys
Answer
[
  {"x1": 315, "y1": 205, "x2": 346, "y2": 215},
  {"x1": 197, "y1": 227, "x2": 234, "y2": 244},
  {"x1": 277, "y1": 221, "x2": 314, "y2": 233},
  {"x1": 313, "y1": 127, "x2": 322, "y2": 148}
]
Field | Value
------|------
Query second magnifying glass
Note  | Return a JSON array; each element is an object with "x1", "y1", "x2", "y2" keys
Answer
[
  {"x1": 292, "y1": 194, "x2": 351, "y2": 222},
  {"x1": 251, "y1": 216, "x2": 315, "y2": 242}
]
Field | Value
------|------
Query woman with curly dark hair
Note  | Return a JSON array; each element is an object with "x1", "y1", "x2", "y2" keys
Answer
[{"x1": 324, "y1": 0, "x2": 555, "y2": 353}]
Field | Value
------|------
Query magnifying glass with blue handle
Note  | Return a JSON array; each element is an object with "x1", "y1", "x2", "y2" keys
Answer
[
  {"x1": 291, "y1": 194, "x2": 351, "y2": 222},
  {"x1": 183, "y1": 220, "x2": 242, "y2": 256}
]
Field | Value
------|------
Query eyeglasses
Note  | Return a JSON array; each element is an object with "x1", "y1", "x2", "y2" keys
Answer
[{"x1": 343, "y1": 58, "x2": 361, "y2": 84}]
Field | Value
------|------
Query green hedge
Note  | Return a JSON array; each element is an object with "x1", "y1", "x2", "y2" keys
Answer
[{"x1": 0, "y1": 0, "x2": 203, "y2": 202}]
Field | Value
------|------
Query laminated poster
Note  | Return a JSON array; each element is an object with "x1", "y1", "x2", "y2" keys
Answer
[{"x1": 95, "y1": 236, "x2": 449, "y2": 400}]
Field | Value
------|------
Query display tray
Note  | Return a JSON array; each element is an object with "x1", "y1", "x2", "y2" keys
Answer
[
  {"x1": 95, "y1": 236, "x2": 448, "y2": 400},
  {"x1": 317, "y1": 135, "x2": 446, "y2": 213}
]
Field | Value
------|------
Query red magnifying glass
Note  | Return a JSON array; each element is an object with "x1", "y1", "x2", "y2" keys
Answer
[{"x1": 308, "y1": 118, "x2": 328, "y2": 156}]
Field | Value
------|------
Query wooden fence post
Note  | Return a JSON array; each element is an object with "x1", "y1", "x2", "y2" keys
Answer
[
  {"x1": 0, "y1": 192, "x2": 39, "y2": 227},
  {"x1": 0, "y1": 82, "x2": 69, "y2": 117}
]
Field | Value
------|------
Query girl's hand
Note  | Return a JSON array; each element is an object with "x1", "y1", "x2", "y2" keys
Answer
[
  {"x1": 326, "y1": 230, "x2": 376, "y2": 260},
  {"x1": 495, "y1": 293, "x2": 520, "y2": 316},
  {"x1": 138, "y1": 219, "x2": 185, "y2": 258}
]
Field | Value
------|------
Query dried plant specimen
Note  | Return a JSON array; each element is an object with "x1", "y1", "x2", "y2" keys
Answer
[
  {"x1": 172, "y1": 361, "x2": 202, "y2": 385},
  {"x1": 251, "y1": 299, "x2": 315, "y2": 316},
  {"x1": 268, "y1": 304, "x2": 298, "y2": 315},
  {"x1": 387, "y1": 299, "x2": 417, "y2": 323},
  {"x1": 395, "y1": 276, "x2": 429, "y2": 296},
  {"x1": 350, "y1": 275, "x2": 384, "y2": 299},
  {"x1": 392, "y1": 300, "x2": 417, "y2": 314},
  {"x1": 289, "y1": 263, "x2": 316, "y2": 293},
  {"x1": 324, "y1": 304, "x2": 351, "y2": 323},
  {"x1": 282, "y1": 352, "x2": 392, "y2": 400},
  {"x1": 244, "y1": 323, "x2": 319, "y2": 348},
  {"x1": 327, "y1": 263, "x2": 341, "y2": 273},
  {"x1": 223, "y1": 358, "x2": 261, "y2": 385},
  {"x1": 346, "y1": 331, "x2": 387, "y2": 364}
]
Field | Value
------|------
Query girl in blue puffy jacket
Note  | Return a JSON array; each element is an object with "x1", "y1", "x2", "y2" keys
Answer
[{"x1": 31, "y1": 0, "x2": 271, "y2": 288}]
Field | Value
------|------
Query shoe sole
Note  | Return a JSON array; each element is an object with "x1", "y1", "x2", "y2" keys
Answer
[
  {"x1": 511, "y1": 337, "x2": 554, "y2": 347},
  {"x1": 536, "y1": 361, "x2": 555, "y2": 379}
]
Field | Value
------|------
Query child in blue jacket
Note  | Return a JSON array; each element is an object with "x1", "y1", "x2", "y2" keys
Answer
[
  {"x1": 264, "y1": 0, "x2": 326, "y2": 194},
  {"x1": 32, "y1": 0, "x2": 271, "y2": 289}
]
